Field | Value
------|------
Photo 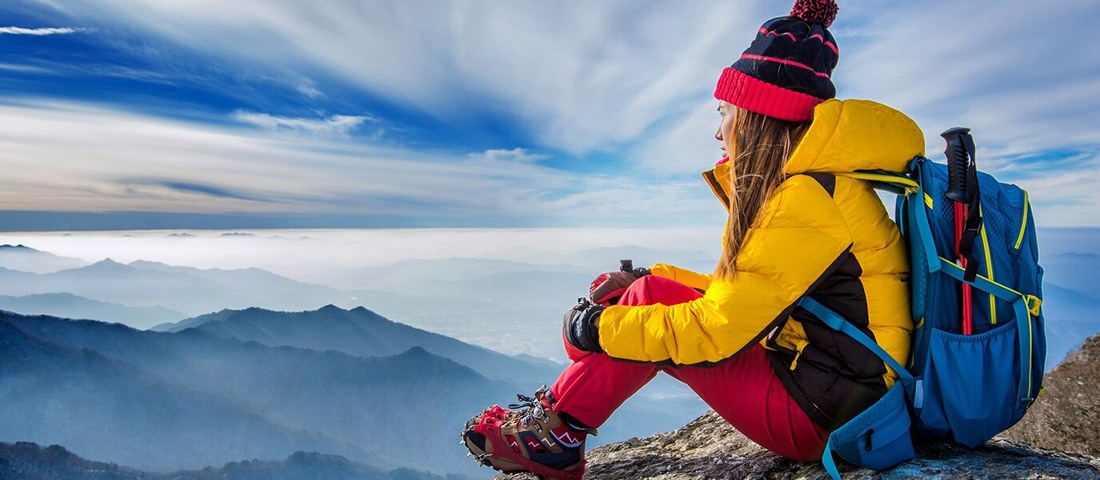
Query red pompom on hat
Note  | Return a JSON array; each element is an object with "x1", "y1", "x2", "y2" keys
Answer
[
  {"x1": 790, "y1": 0, "x2": 839, "y2": 28},
  {"x1": 714, "y1": 0, "x2": 840, "y2": 122}
]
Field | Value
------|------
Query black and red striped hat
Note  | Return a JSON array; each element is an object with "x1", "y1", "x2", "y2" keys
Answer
[{"x1": 714, "y1": 0, "x2": 840, "y2": 122}]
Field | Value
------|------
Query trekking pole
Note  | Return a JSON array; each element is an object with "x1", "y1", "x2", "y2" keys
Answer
[{"x1": 942, "y1": 127, "x2": 978, "y2": 335}]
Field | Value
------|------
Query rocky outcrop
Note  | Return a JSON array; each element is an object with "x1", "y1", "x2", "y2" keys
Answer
[{"x1": 1003, "y1": 334, "x2": 1100, "y2": 457}]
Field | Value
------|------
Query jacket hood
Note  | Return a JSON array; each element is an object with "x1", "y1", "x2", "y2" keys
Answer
[{"x1": 784, "y1": 98, "x2": 925, "y2": 175}]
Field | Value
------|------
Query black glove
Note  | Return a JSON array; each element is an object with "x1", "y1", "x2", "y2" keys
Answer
[
  {"x1": 563, "y1": 298, "x2": 605, "y2": 354},
  {"x1": 588, "y1": 259, "x2": 650, "y2": 306}
]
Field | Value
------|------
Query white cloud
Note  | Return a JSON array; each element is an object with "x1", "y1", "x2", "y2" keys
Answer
[
  {"x1": 295, "y1": 79, "x2": 322, "y2": 99},
  {"x1": 29, "y1": 1, "x2": 764, "y2": 155},
  {"x1": 0, "y1": 62, "x2": 53, "y2": 74},
  {"x1": 0, "y1": 99, "x2": 720, "y2": 226},
  {"x1": 33, "y1": 1, "x2": 1100, "y2": 156},
  {"x1": 232, "y1": 111, "x2": 373, "y2": 136},
  {"x1": 0, "y1": 26, "x2": 84, "y2": 35},
  {"x1": 474, "y1": 148, "x2": 546, "y2": 166},
  {"x1": 838, "y1": 0, "x2": 1100, "y2": 155},
  {"x1": 630, "y1": 97, "x2": 726, "y2": 175}
]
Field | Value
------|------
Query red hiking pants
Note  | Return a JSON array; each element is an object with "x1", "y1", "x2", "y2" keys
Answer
[{"x1": 551, "y1": 275, "x2": 829, "y2": 461}]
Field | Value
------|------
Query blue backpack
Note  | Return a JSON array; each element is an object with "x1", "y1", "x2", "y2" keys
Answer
[{"x1": 799, "y1": 128, "x2": 1047, "y2": 479}]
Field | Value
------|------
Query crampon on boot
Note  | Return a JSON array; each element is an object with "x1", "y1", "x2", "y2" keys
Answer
[{"x1": 462, "y1": 386, "x2": 591, "y2": 480}]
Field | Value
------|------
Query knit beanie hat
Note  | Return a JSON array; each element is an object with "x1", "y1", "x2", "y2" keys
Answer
[{"x1": 714, "y1": 0, "x2": 840, "y2": 122}]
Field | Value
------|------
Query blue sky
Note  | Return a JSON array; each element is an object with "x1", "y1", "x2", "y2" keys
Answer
[{"x1": 2, "y1": 0, "x2": 1099, "y2": 230}]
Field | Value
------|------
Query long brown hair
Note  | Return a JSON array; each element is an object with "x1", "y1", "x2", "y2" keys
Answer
[{"x1": 713, "y1": 109, "x2": 811, "y2": 280}]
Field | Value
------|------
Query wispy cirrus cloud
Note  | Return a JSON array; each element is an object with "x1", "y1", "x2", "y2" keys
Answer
[
  {"x1": 0, "y1": 26, "x2": 86, "y2": 35},
  {"x1": 232, "y1": 111, "x2": 375, "y2": 137},
  {"x1": 0, "y1": 62, "x2": 52, "y2": 74},
  {"x1": 135, "y1": 180, "x2": 269, "y2": 203},
  {"x1": 19, "y1": 1, "x2": 1099, "y2": 167},
  {"x1": 17, "y1": 1, "x2": 761, "y2": 155},
  {"x1": 0, "y1": 99, "x2": 718, "y2": 226},
  {"x1": 474, "y1": 148, "x2": 547, "y2": 167}
]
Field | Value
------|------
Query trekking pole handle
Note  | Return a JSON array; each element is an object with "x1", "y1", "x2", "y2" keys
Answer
[{"x1": 942, "y1": 127, "x2": 975, "y2": 203}]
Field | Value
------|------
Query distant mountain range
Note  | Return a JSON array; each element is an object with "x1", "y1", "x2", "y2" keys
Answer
[
  {"x1": 1044, "y1": 252, "x2": 1100, "y2": 298},
  {"x1": 0, "y1": 244, "x2": 87, "y2": 273},
  {"x1": 4, "y1": 245, "x2": 1094, "y2": 365},
  {"x1": 1039, "y1": 282, "x2": 1100, "y2": 365},
  {"x1": 0, "y1": 305, "x2": 706, "y2": 476},
  {"x1": 0, "y1": 257, "x2": 358, "y2": 316},
  {"x1": 148, "y1": 305, "x2": 706, "y2": 446},
  {"x1": 0, "y1": 292, "x2": 184, "y2": 330},
  {"x1": 0, "y1": 309, "x2": 513, "y2": 475},
  {"x1": 151, "y1": 304, "x2": 563, "y2": 385},
  {"x1": 0, "y1": 240, "x2": 1097, "y2": 367},
  {"x1": 0, "y1": 247, "x2": 650, "y2": 361},
  {"x1": 0, "y1": 442, "x2": 458, "y2": 480}
]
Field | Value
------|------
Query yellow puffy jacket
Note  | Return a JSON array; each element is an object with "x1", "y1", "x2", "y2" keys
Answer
[{"x1": 598, "y1": 99, "x2": 924, "y2": 429}]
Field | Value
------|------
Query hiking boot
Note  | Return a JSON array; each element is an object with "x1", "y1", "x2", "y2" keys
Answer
[{"x1": 462, "y1": 386, "x2": 591, "y2": 480}]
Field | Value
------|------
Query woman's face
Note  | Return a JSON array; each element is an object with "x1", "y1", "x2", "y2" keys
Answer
[{"x1": 715, "y1": 100, "x2": 736, "y2": 154}]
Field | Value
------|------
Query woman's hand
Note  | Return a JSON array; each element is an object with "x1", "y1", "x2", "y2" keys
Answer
[
  {"x1": 589, "y1": 260, "x2": 650, "y2": 306},
  {"x1": 563, "y1": 299, "x2": 605, "y2": 355}
]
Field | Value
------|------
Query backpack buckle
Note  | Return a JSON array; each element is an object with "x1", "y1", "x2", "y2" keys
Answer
[{"x1": 1024, "y1": 295, "x2": 1042, "y2": 317}]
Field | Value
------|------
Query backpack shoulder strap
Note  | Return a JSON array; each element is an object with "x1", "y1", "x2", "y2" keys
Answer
[
  {"x1": 835, "y1": 169, "x2": 919, "y2": 196},
  {"x1": 800, "y1": 296, "x2": 917, "y2": 480},
  {"x1": 797, "y1": 297, "x2": 914, "y2": 386}
]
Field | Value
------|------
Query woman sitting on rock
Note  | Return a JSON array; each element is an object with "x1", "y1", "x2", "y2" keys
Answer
[{"x1": 463, "y1": 1, "x2": 922, "y2": 478}]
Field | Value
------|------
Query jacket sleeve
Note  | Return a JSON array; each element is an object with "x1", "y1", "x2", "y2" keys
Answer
[
  {"x1": 649, "y1": 263, "x2": 712, "y2": 292},
  {"x1": 597, "y1": 177, "x2": 854, "y2": 366}
]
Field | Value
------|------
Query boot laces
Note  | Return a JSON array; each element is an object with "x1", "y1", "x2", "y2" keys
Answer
[{"x1": 505, "y1": 385, "x2": 552, "y2": 429}]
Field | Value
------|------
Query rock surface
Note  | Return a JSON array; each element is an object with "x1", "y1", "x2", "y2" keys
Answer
[{"x1": 1003, "y1": 334, "x2": 1100, "y2": 457}]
